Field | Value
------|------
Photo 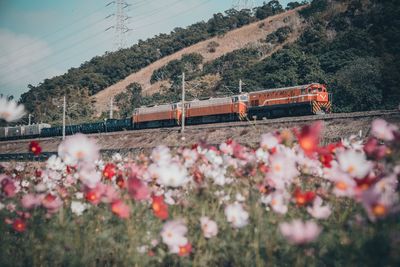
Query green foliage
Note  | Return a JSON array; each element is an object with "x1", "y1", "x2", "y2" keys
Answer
[
  {"x1": 255, "y1": 0, "x2": 283, "y2": 20},
  {"x1": 265, "y1": 26, "x2": 292, "y2": 44},
  {"x1": 114, "y1": 82, "x2": 142, "y2": 118},
  {"x1": 150, "y1": 53, "x2": 204, "y2": 84}
]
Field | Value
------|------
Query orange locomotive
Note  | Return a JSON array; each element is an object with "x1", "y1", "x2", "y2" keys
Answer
[
  {"x1": 248, "y1": 83, "x2": 331, "y2": 119},
  {"x1": 132, "y1": 83, "x2": 331, "y2": 128}
]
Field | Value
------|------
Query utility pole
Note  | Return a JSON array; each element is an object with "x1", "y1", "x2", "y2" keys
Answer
[
  {"x1": 62, "y1": 95, "x2": 66, "y2": 140},
  {"x1": 28, "y1": 114, "x2": 32, "y2": 125},
  {"x1": 239, "y1": 79, "x2": 243, "y2": 94},
  {"x1": 109, "y1": 97, "x2": 114, "y2": 119},
  {"x1": 181, "y1": 72, "x2": 185, "y2": 133}
]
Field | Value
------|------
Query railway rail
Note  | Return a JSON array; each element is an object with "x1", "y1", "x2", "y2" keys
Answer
[{"x1": 0, "y1": 109, "x2": 399, "y2": 162}]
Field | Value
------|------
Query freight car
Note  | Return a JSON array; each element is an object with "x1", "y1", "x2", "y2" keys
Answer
[{"x1": 0, "y1": 83, "x2": 331, "y2": 141}]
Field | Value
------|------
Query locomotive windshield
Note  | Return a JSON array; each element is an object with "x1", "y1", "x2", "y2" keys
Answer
[{"x1": 240, "y1": 95, "x2": 248, "y2": 101}]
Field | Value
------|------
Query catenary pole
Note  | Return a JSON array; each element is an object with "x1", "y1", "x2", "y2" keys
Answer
[
  {"x1": 181, "y1": 72, "x2": 185, "y2": 133},
  {"x1": 62, "y1": 95, "x2": 66, "y2": 140}
]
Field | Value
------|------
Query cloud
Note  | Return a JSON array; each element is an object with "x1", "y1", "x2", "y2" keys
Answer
[{"x1": 0, "y1": 28, "x2": 57, "y2": 97}]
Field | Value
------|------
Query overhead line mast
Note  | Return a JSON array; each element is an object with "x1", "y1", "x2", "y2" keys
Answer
[{"x1": 114, "y1": 0, "x2": 132, "y2": 50}]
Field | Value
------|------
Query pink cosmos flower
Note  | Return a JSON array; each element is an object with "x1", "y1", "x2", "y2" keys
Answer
[
  {"x1": 101, "y1": 184, "x2": 120, "y2": 204},
  {"x1": 161, "y1": 220, "x2": 188, "y2": 254},
  {"x1": 21, "y1": 194, "x2": 42, "y2": 209},
  {"x1": 58, "y1": 133, "x2": 99, "y2": 165},
  {"x1": 128, "y1": 177, "x2": 150, "y2": 201},
  {"x1": 225, "y1": 203, "x2": 249, "y2": 228},
  {"x1": 41, "y1": 194, "x2": 63, "y2": 214},
  {"x1": 1, "y1": 177, "x2": 17, "y2": 197},
  {"x1": 200, "y1": 216, "x2": 218, "y2": 238},
  {"x1": 307, "y1": 196, "x2": 332, "y2": 219},
  {"x1": 279, "y1": 220, "x2": 321, "y2": 245},
  {"x1": 371, "y1": 119, "x2": 398, "y2": 141},
  {"x1": 111, "y1": 199, "x2": 130, "y2": 219}
]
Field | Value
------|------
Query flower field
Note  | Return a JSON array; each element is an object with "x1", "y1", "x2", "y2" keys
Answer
[{"x1": 1, "y1": 113, "x2": 400, "y2": 265}]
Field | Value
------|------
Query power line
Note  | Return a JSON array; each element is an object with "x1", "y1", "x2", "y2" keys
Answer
[
  {"x1": 0, "y1": 4, "x2": 110, "y2": 59},
  {"x1": 0, "y1": 0, "x2": 214, "y2": 91},
  {"x1": 232, "y1": 0, "x2": 256, "y2": 10},
  {"x1": 129, "y1": 0, "x2": 213, "y2": 31},
  {"x1": 0, "y1": 34, "x2": 115, "y2": 89},
  {"x1": 0, "y1": 0, "x2": 184, "y2": 72},
  {"x1": 0, "y1": 15, "x2": 112, "y2": 72}
]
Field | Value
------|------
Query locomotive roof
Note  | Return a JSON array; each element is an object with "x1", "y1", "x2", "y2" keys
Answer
[{"x1": 249, "y1": 83, "x2": 322, "y2": 94}]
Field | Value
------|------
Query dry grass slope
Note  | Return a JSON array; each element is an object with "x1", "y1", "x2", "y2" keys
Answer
[{"x1": 92, "y1": 7, "x2": 306, "y2": 116}]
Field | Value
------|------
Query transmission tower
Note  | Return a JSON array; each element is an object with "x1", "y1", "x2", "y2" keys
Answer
[
  {"x1": 112, "y1": 0, "x2": 131, "y2": 50},
  {"x1": 232, "y1": 0, "x2": 256, "y2": 10}
]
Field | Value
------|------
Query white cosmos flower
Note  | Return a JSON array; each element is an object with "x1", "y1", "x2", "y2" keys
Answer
[
  {"x1": 58, "y1": 133, "x2": 99, "y2": 165},
  {"x1": 337, "y1": 150, "x2": 372, "y2": 179},
  {"x1": 151, "y1": 145, "x2": 171, "y2": 166},
  {"x1": 261, "y1": 191, "x2": 289, "y2": 214},
  {"x1": 156, "y1": 162, "x2": 189, "y2": 187},
  {"x1": 70, "y1": 201, "x2": 88, "y2": 216},
  {"x1": 307, "y1": 196, "x2": 332, "y2": 219},
  {"x1": 260, "y1": 133, "x2": 279, "y2": 150},
  {"x1": 46, "y1": 155, "x2": 65, "y2": 171},
  {"x1": 160, "y1": 220, "x2": 188, "y2": 253},
  {"x1": 79, "y1": 167, "x2": 101, "y2": 188},
  {"x1": 200, "y1": 217, "x2": 218, "y2": 238},
  {"x1": 225, "y1": 202, "x2": 249, "y2": 228},
  {"x1": 0, "y1": 96, "x2": 26, "y2": 122}
]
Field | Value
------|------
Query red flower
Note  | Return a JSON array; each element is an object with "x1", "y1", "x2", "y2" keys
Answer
[
  {"x1": 85, "y1": 189, "x2": 102, "y2": 205},
  {"x1": 103, "y1": 163, "x2": 116, "y2": 180},
  {"x1": 152, "y1": 195, "x2": 168, "y2": 220},
  {"x1": 29, "y1": 141, "x2": 42, "y2": 156},
  {"x1": 296, "y1": 122, "x2": 322, "y2": 157},
  {"x1": 293, "y1": 188, "x2": 316, "y2": 206},
  {"x1": 178, "y1": 242, "x2": 192, "y2": 257},
  {"x1": 116, "y1": 175, "x2": 125, "y2": 189},
  {"x1": 34, "y1": 169, "x2": 42, "y2": 178},
  {"x1": 111, "y1": 199, "x2": 130, "y2": 219},
  {"x1": 12, "y1": 218, "x2": 26, "y2": 232}
]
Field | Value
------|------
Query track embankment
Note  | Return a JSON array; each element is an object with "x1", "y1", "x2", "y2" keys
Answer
[{"x1": 0, "y1": 110, "x2": 399, "y2": 161}]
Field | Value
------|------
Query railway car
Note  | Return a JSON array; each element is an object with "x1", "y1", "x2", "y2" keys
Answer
[
  {"x1": 248, "y1": 83, "x2": 331, "y2": 119},
  {"x1": 184, "y1": 94, "x2": 248, "y2": 124},
  {"x1": 0, "y1": 127, "x2": 7, "y2": 138},
  {"x1": 6, "y1": 126, "x2": 23, "y2": 137},
  {"x1": 133, "y1": 103, "x2": 181, "y2": 129},
  {"x1": 23, "y1": 124, "x2": 51, "y2": 136}
]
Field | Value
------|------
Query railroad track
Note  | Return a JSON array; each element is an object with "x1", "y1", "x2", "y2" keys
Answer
[{"x1": 1, "y1": 110, "x2": 399, "y2": 162}]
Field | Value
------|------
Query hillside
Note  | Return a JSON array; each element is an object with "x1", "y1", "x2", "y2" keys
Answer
[
  {"x1": 92, "y1": 7, "x2": 306, "y2": 115},
  {"x1": 18, "y1": 0, "x2": 400, "y2": 124}
]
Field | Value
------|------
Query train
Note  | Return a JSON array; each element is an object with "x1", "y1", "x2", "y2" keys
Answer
[{"x1": 0, "y1": 83, "x2": 331, "y2": 141}]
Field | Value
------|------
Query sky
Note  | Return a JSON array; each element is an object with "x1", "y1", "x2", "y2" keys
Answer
[{"x1": 0, "y1": 0, "x2": 292, "y2": 99}]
